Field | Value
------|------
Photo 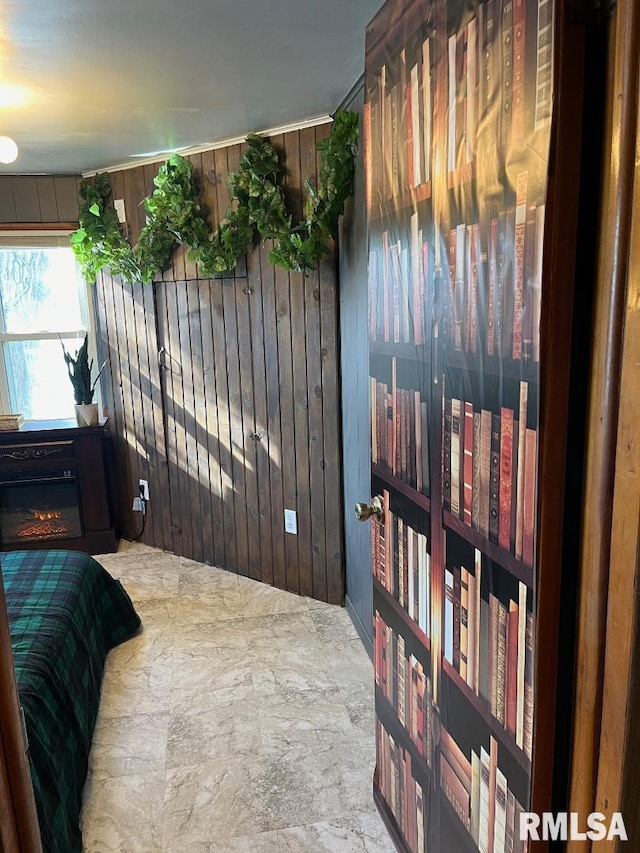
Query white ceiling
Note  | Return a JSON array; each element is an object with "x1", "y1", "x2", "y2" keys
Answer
[{"x1": 0, "y1": 0, "x2": 381, "y2": 176}]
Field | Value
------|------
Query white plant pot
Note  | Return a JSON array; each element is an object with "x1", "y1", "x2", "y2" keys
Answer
[{"x1": 75, "y1": 403, "x2": 99, "y2": 427}]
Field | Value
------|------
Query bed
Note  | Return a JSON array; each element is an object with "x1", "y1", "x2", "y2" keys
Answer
[{"x1": 2, "y1": 549, "x2": 141, "y2": 853}]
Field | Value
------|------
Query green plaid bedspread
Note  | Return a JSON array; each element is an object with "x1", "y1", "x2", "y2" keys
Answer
[{"x1": 1, "y1": 549, "x2": 141, "y2": 853}]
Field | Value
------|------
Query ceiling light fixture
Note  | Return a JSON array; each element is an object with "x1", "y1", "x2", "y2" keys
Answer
[{"x1": 0, "y1": 136, "x2": 18, "y2": 164}]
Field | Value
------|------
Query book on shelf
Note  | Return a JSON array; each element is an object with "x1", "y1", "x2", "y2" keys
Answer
[
  {"x1": 489, "y1": 414, "x2": 501, "y2": 544},
  {"x1": 514, "y1": 584, "x2": 526, "y2": 751},
  {"x1": 500, "y1": 0, "x2": 514, "y2": 151},
  {"x1": 472, "y1": 411, "x2": 482, "y2": 531},
  {"x1": 443, "y1": 387, "x2": 536, "y2": 568},
  {"x1": 473, "y1": 548, "x2": 482, "y2": 695},
  {"x1": 443, "y1": 396, "x2": 452, "y2": 511},
  {"x1": 371, "y1": 364, "x2": 430, "y2": 496},
  {"x1": 444, "y1": 552, "x2": 533, "y2": 751},
  {"x1": 479, "y1": 595, "x2": 489, "y2": 704},
  {"x1": 488, "y1": 594, "x2": 499, "y2": 719},
  {"x1": 532, "y1": 205, "x2": 545, "y2": 362},
  {"x1": 496, "y1": 600, "x2": 508, "y2": 726},
  {"x1": 376, "y1": 721, "x2": 427, "y2": 850},
  {"x1": 441, "y1": 752, "x2": 471, "y2": 831},
  {"x1": 515, "y1": 381, "x2": 528, "y2": 561},
  {"x1": 367, "y1": 34, "x2": 433, "y2": 207},
  {"x1": 524, "y1": 611, "x2": 534, "y2": 760},
  {"x1": 444, "y1": 568, "x2": 455, "y2": 664},
  {"x1": 512, "y1": 0, "x2": 527, "y2": 143},
  {"x1": 373, "y1": 509, "x2": 431, "y2": 637},
  {"x1": 451, "y1": 397, "x2": 462, "y2": 517},
  {"x1": 463, "y1": 401, "x2": 474, "y2": 526},
  {"x1": 494, "y1": 768, "x2": 508, "y2": 852},
  {"x1": 535, "y1": 0, "x2": 553, "y2": 130},
  {"x1": 480, "y1": 409, "x2": 492, "y2": 539},
  {"x1": 369, "y1": 231, "x2": 437, "y2": 346},
  {"x1": 460, "y1": 567, "x2": 470, "y2": 683},
  {"x1": 513, "y1": 172, "x2": 528, "y2": 361},
  {"x1": 453, "y1": 565, "x2": 462, "y2": 671},
  {"x1": 439, "y1": 199, "x2": 544, "y2": 362},
  {"x1": 522, "y1": 428, "x2": 537, "y2": 567},
  {"x1": 506, "y1": 600, "x2": 519, "y2": 735},
  {"x1": 499, "y1": 407, "x2": 515, "y2": 552},
  {"x1": 522, "y1": 202, "x2": 537, "y2": 360}
]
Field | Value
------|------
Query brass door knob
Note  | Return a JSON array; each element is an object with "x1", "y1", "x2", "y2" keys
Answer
[{"x1": 354, "y1": 495, "x2": 384, "y2": 522}]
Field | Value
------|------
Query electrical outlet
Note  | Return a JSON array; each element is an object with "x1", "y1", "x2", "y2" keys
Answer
[
  {"x1": 139, "y1": 479, "x2": 150, "y2": 501},
  {"x1": 132, "y1": 496, "x2": 144, "y2": 512},
  {"x1": 284, "y1": 509, "x2": 297, "y2": 535}
]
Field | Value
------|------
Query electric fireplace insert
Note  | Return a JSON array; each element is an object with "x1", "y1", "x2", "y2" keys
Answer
[{"x1": 0, "y1": 468, "x2": 82, "y2": 544}]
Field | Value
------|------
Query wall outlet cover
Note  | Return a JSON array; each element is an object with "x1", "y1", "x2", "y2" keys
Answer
[
  {"x1": 139, "y1": 479, "x2": 150, "y2": 501},
  {"x1": 284, "y1": 509, "x2": 297, "y2": 535}
]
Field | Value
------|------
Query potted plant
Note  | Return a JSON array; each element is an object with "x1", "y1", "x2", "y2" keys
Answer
[{"x1": 60, "y1": 334, "x2": 107, "y2": 427}]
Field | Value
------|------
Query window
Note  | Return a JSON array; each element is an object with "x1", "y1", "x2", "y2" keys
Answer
[{"x1": 0, "y1": 234, "x2": 96, "y2": 421}]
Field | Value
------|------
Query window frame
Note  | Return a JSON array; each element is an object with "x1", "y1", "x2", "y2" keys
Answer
[{"x1": 0, "y1": 231, "x2": 99, "y2": 419}]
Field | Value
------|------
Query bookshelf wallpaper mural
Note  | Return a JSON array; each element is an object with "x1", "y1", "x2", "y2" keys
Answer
[{"x1": 364, "y1": 0, "x2": 552, "y2": 849}]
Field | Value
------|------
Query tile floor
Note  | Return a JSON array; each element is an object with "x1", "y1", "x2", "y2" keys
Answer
[{"x1": 80, "y1": 541, "x2": 394, "y2": 852}]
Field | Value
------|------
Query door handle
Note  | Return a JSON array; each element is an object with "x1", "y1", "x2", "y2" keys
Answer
[{"x1": 354, "y1": 495, "x2": 384, "y2": 523}]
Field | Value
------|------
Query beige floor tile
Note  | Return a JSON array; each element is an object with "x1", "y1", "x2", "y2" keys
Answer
[
  {"x1": 167, "y1": 699, "x2": 263, "y2": 769},
  {"x1": 170, "y1": 651, "x2": 254, "y2": 714},
  {"x1": 81, "y1": 542, "x2": 388, "y2": 853},
  {"x1": 239, "y1": 577, "x2": 309, "y2": 617},
  {"x1": 97, "y1": 663, "x2": 172, "y2": 718},
  {"x1": 277, "y1": 814, "x2": 396, "y2": 852},
  {"x1": 89, "y1": 712, "x2": 169, "y2": 778},
  {"x1": 81, "y1": 770, "x2": 165, "y2": 852}
]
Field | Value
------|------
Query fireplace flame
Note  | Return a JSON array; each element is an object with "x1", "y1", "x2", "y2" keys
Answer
[
  {"x1": 33, "y1": 510, "x2": 62, "y2": 521},
  {"x1": 17, "y1": 509, "x2": 69, "y2": 539}
]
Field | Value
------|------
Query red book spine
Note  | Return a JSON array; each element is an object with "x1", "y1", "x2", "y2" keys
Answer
[
  {"x1": 512, "y1": 172, "x2": 528, "y2": 359},
  {"x1": 499, "y1": 408, "x2": 514, "y2": 552},
  {"x1": 463, "y1": 401, "x2": 474, "y2": 525}
]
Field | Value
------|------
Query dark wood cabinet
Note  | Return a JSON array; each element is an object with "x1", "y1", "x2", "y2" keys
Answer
[{"x1": 0, "y1": 420, "x2": 117, "y2": 555}]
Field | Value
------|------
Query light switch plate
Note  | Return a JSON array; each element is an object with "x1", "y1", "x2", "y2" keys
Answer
[
  {"x1": 284, "y1": 509, "x2": 297, "y2": 535},
  {"x1": 114, "y1": 198, "x2": 126, "y2": 223}
]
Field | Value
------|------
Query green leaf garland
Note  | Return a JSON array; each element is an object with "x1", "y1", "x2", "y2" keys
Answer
[{"x1": 72, "y1": 110, "x2": 358, "y2": 283}]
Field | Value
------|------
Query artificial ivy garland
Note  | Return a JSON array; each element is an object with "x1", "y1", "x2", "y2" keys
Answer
[{"x1": 72, "y1": 110, "x2": 358, "y2": 283}]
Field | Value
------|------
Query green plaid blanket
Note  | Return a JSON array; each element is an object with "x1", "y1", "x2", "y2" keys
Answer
[{"x1": 2, "y1": 549, "x2": 141, "y2": 853}]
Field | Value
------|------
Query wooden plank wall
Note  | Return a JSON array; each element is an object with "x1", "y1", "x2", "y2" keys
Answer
[
  {"x1": 94, "y1": 126, "x2": 344, "y2": 602},
  {"x1": 0, "y1": 175, "x2": 80, "y2": 224}
]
